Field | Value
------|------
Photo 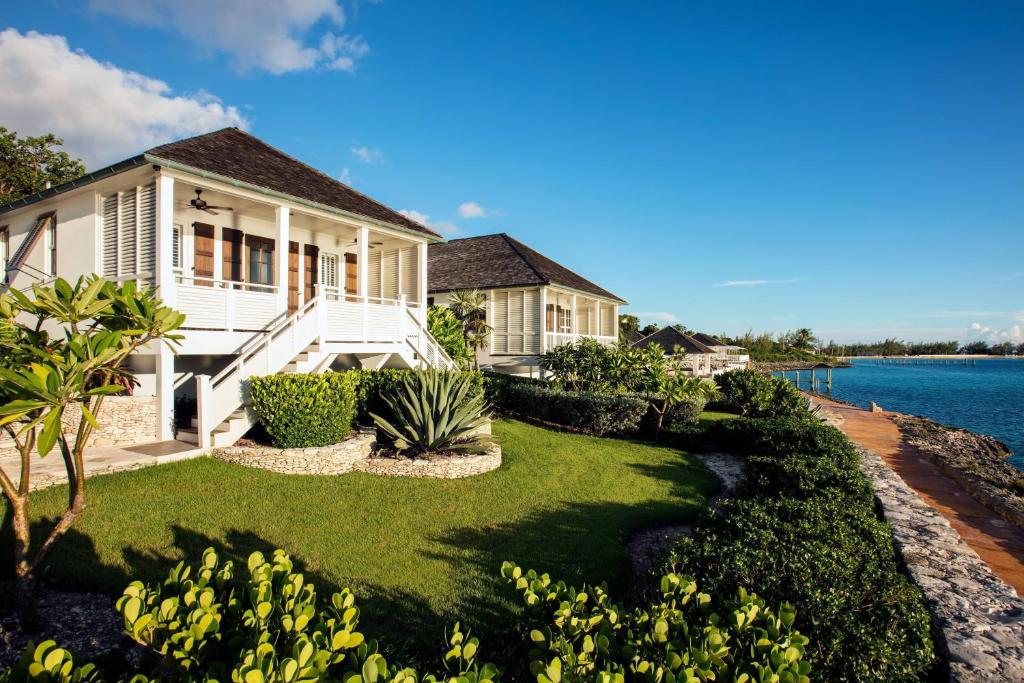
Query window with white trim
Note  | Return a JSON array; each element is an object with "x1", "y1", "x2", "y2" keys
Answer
[{"x1": 320, "y1": 252, "x2": 339, "y2": 298}]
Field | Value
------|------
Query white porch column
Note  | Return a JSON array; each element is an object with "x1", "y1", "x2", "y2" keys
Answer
[
  {"x1": 154, "y1": 173, "x2": 177, "y2": 442},
  {"x1": 417, "y1": 242, "x2": 428, "y2": 326},
  {"x1": 612, "y1": 304, "x2": 619, "y2": 339},
  {"x1": 539, "y1": 287, "x2": 547, "y2": 353},
  {"x1": 357, "y1": 226, "x2": 369, "y2": 341},
  {"x1": 595, "y1": 301, "x2": 602, "y2": 340},
  {"x1": 275, "y1": 206, "x2": 289, "y2": 314},
  {"x1": 570, "y1": 294, "x2": 577, "y2": 341}
]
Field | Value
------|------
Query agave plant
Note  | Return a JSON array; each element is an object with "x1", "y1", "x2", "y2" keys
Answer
[{"x1": 370, "y1": 370, "x2": 490, "y2": 454}]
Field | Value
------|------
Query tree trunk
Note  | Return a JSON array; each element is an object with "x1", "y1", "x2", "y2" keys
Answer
[{"x1": 9, "y1": 495, "x2": 39, "y2": 630}]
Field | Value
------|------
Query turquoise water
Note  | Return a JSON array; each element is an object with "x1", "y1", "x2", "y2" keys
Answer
[{"x1": 787, "y1": 358, "x2": 1024, "y2": 470}]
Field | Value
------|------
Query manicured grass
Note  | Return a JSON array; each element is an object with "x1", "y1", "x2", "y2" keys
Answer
[
  {"x1": 699, "y1": 409, "x2": 740, "y2": 426},
  {"x1": 5, "y1": 419, "x2": 717, "y2": 660}
]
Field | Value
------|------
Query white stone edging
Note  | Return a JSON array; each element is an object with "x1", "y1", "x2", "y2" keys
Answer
[{"x1": 857, "y1": 445, "x2": 1024, "y2": 682}]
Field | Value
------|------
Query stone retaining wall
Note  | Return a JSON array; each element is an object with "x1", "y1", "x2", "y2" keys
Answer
[
  {"x1": 213, "y1": 431, "x2": 501, "y2": 479},
  {"x1": 0, "y1": 396, "x2": 158, "y2": 457},
  {"x1": 857, "y1": 445, "x2": 1024, "y2": 682}
]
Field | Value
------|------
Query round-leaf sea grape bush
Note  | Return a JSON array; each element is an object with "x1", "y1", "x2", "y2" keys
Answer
[
  {"x1": 1, "y1": 548, "x2": 812, "y2": 682},
  {"x1": 249, "y1": 372, "x2": 359, "y2": 448}
]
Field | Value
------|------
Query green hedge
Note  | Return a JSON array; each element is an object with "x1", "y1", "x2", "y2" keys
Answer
[
  {"x1": 664, "y1": 416, "x2": 936, "y2": 681},
  {"x1": 481, "y1": 370, "x2": 547, "y2": 411},
  {"x1": 249, "y1": 372, "x2": 358, "y2": 448},
  {"x1": 499, "y1": 382, "x2": 647, "y2": 436},
  {"x1": 715, "y1": 368, "x2": 808, "y2": 418},
  {"x1": 350, "y1": 368, "x2": 484, "y2": 424}
]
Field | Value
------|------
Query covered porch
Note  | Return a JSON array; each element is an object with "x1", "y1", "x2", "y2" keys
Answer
[{"x1": 542, "y1": 287, "x2": 618, "y2": 350}]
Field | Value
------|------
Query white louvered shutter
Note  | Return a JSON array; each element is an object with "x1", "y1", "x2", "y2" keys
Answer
[
  {"x1": 400, "y1": 246, "x2": 417, "y2": 301},
  {"x1": 172, "y1": 225, "x2": 181, "y2": 268},
  {"x1": 509, "y1": 290, "x2": 524, "y2": 353},
  {"x1": 368, "y1": 251, "x2": 382, "y2": 298},
  {"x1": 524, "y1": 289, "x2": 540, "y2": 353},
  {"x1": 382, "y1": 249, "x2": 399, "y2": 299},
  {"x1": 491, "y1": 291, "x2": 508, "y2": 354},
  {"x1": 137, "y1": 183, "x2": 156, "y2": 280},
  {"x1": 118, "y1": 190, "x2": 137, "y2": 276},
  {"x1": 320, "y1": 253, "x2": 338, "y2": 288},
  {"x1": 102, "y1": 195, "x2": 118, "y2": 277}
]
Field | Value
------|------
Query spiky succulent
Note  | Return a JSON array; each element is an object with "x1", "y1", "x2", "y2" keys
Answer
[{"x1": 370, "y1": 369, "x2": 490, "y2": 454}]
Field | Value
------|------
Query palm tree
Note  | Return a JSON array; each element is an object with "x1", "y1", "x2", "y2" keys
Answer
[{"x1": 448, "y1": 289, "x2": 492, "y2": 369}]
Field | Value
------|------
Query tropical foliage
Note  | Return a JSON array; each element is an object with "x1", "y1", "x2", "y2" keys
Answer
[
  {"x1": 447, "y1": 289, "x2": 492, "y2": 369},
  {"x1": 497, "y1": 381, "x2": 648, "y2": 436},
  {"x1": 0, "y1": 127, "x2": 86, "y2": 205},
  {"x1": 370, "y1": 369, "x2": 490, "y2": 454},
  {"x1": 426, "y1": 305, "x2": 471, "y2": 366},
  {"x1": 249, "y1": 372, "x2": 359, "y2": 447},
  {"x1": 503, "y1": 562, "x2": 811, "y2": 683},
  {"x1": 0, "y1": 277, "x2": 183, "y2": 611},
  {"x1": 715, "y1": 369, "x2": 807, "y2": 418}
]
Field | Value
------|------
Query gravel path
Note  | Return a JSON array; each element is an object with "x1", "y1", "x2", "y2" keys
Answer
[
  {"x1": 0, "y1": 590, "x2": 125, "y2": 667},
  {"x1": 627, "y1": 452, "x2": 746, "y2": 578}
]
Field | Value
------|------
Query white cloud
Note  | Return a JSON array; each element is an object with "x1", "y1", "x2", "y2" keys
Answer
[
  {"x1": 338, "y1": 167, "x2": 353, "y2": 184},
  {"x1": 964, "y1": 322, "x2": 1023, "y2": 345},
  {"x1": 398, "y1": 209, "x2": 459, "y2": 236},
  {"x1": 0, "y1": 29, "x2": 247, "y2": 168},
  {"x1": 457, "y1": 201, "x2": 503, "y2": 219},
  {"x1": 351, "y1": 146, "x2": 384, "y2": 163},
  {"x1": 713, "y1": 278, "x2": 803, "y2": 288},
  {"x1": 633, "y1": 312, "x2": 680, "y2": 323},
  {"x1": 87, "y1": 0, "x2": 368, "y2": 74},
  {"x1": 918, "y1": 309, "x2": 1024, "y2": 321}
]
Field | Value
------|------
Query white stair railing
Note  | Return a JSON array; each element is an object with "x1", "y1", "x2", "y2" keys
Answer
[
  {"x1": 404, "y1": 306, "x2": 457, "y2": 370},
  {"x1": 194, "y1": 293, "x2": 325, "y2": 447}
]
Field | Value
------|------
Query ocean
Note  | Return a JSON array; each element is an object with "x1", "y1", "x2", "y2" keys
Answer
[{"x1": 793, "y1": 358, "x2": 1024, "y2": 470}]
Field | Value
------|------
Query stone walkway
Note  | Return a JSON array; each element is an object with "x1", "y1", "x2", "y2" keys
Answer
[
  {"x1": 814, "y1": 397, "x2": 1024, "y2": 594},
  {"x1": 0, "y1": 440, "x2": 204, "y2": 491}
]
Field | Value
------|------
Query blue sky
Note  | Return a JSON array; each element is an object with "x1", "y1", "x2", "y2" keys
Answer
[{"x1": 3, "y1": 1, "x2": 1022, "y2": 344}]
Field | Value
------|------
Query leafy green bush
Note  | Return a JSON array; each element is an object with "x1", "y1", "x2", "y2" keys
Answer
[
  {"x1": 668, "y1": 496, "x2": 933, "y2": 681},
  {"x1": 502, "y1": 562, "x2": 812, "y2": 683},
  {"x1": 539, "y1": 338, "x2": 620, "y2": 392},
  {"x1": 371, "y1": 370, "x2": 490, "y2": 454},
  {"x1": 663, "y1": 416, "x2": 936, "y2": 681},
  {"x1": 480, "y1": 371, "x2": 547, "y2": 411},
  {"x1": 427, "y1": 305, "x2": 471, "y2": 366},
  {"x1": 249, "y1": 372, "x2": 358, "y2": 448},
  {"x1": 715, "y1": 369, "x2": 808, "y2": 418},
  {"x1": 0, "y1": 640, "x2": 102, "y2": 682},
  {"x1": 351, "y1": 368, "x2": 484, "y2": 425},
  {"x1": 500, "y1": 382, "x2": 647, "y2": 436}
]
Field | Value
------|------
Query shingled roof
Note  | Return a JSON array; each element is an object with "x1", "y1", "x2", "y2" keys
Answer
[
  {"x1": 2, "y1": 128, "x2": 439, "y2": 239},
  {"x1": 147, "y1": 128, "x2": 439, "y2": 238},
  {"x1": 427, "y1": 233, "x2": 626, "y2": 303},
  {"x1": 691, "y1": 332, "x2": 724, "y2": 347},
  {"x1": 634, "y1": 326, "x2": 715, "y2": 355}
]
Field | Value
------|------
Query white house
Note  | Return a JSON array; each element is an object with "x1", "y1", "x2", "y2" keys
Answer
[
  {"x1": 690, "y1": 333, "x2": 750, "y2": 373},
  {"x1": 0, "y1": 128, "x2": 456, "y2": 451},
  {"x1": 427, "y1": 234, "x2": 626, "y2": 375},
  {"x1": 632, "y1": 328, "x2": 749, "y2": 376}
]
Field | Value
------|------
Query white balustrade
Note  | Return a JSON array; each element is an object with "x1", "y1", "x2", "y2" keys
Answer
[{"x1": 176, "y1": 275, "x2": 279, "y2": 331}]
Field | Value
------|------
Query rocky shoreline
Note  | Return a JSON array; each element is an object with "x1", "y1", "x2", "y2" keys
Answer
[
  {"x1": 890, "y1": 413, "x2": 1024, "y2": 531},
  {"x1": 751, "y1": 359, "x2": 851, "y2": 372}
]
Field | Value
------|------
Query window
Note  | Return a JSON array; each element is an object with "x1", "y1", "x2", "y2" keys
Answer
[
  {"x1": 247, "y1": 236, "x2": 275, "y2": 289},
  {"x1": 101, "y1": 184, "x2": 156, "y2": 279},
  {"x1": 0, "y1": 227, "x2": 8, "y2": 284},
  {"x1": 319, "y1": 252, "x2": 339, "y2": 289},
  {"x1": 44, "y1": 217, "x2": 57, "y2": 276},
  {"x1": 172, "y1": 224, "x2": 182, "y2": 269}
]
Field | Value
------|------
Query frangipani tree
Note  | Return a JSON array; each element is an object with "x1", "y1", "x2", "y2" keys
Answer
[{"x1": 0, "y1": 277, "x2": 183, "y2": 615}]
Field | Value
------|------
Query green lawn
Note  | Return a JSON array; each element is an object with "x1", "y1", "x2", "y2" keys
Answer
[
  {"x1": 698, "y1": 409, "x2": 739, "y2": 425},
  {"x1": 6, "y1": 419, "x2": 717, "y2": 660}
]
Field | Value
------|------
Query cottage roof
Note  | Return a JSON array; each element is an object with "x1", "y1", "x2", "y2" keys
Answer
[{"x1": 427, "y1": 233, "x2": 626, "y2": 303}]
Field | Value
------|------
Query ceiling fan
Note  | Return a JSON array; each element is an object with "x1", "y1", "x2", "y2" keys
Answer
[
  {"x1": 343, "y1": 240, "x2": 384, "y2": 250},
  {"x1": 188, "y1": 189, "x2": 234, "y2": 216}
]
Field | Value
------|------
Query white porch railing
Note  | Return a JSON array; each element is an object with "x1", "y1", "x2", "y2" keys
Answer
[
  {"x1": 194, "y1": 293, "x2": 323, "y2": 447},
  {"x1": 176, "y1": 275, "x2": 280, "y2": 331},
  {"x1": 404, "y1": 306, "x2": 457, "y2": 370},
  {"x1": 545, "y1": 332, "x2": 617, "y2": 349}
]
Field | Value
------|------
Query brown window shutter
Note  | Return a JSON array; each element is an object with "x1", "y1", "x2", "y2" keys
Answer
[{"x1": 222, "y1": 227, "x2": 244, "y2": 284}]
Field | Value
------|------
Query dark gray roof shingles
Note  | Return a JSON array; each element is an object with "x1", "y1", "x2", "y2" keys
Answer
[
  {"x1": 635, "y1": 326, "x2": 715, "y2": 355},
  {"x1": 427, "y1": 233, "x2": 626, "y2": 303},
  {"x1": 147, "y1": 128, "x2": 439, "y2": 238}
]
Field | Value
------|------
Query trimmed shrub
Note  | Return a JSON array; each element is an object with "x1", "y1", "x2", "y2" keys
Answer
[
  {"x1": 427, "y1": 305, "x2": 471, "y2": 366},
  {"x1": 716, "y1": 368, "x2": 808, "y2": 418},
  {"x1": 351, "y1": 368, "x2": 484, "y2": 424},
  {"x1": 639, "y1": 394, "x2": 708, "y2": 437},
  {"x1": 669, "y1": 496, "x2": 934, "y2": 681},
  {"x1": 663, "y1": 416, "x2": 936, "y2": 681},
  {"x1": 499, "y1": 382, "x2": 646, "y2": 436},
  {"x1": 249, "y1": 372, "x2": 358, "y2": 448},
  {"x1": 481, "y1": 370, "x2": 547, "y2": 412},
  {"x1": 502, "y1": 562, "x2": 812, "y2": 682}
]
